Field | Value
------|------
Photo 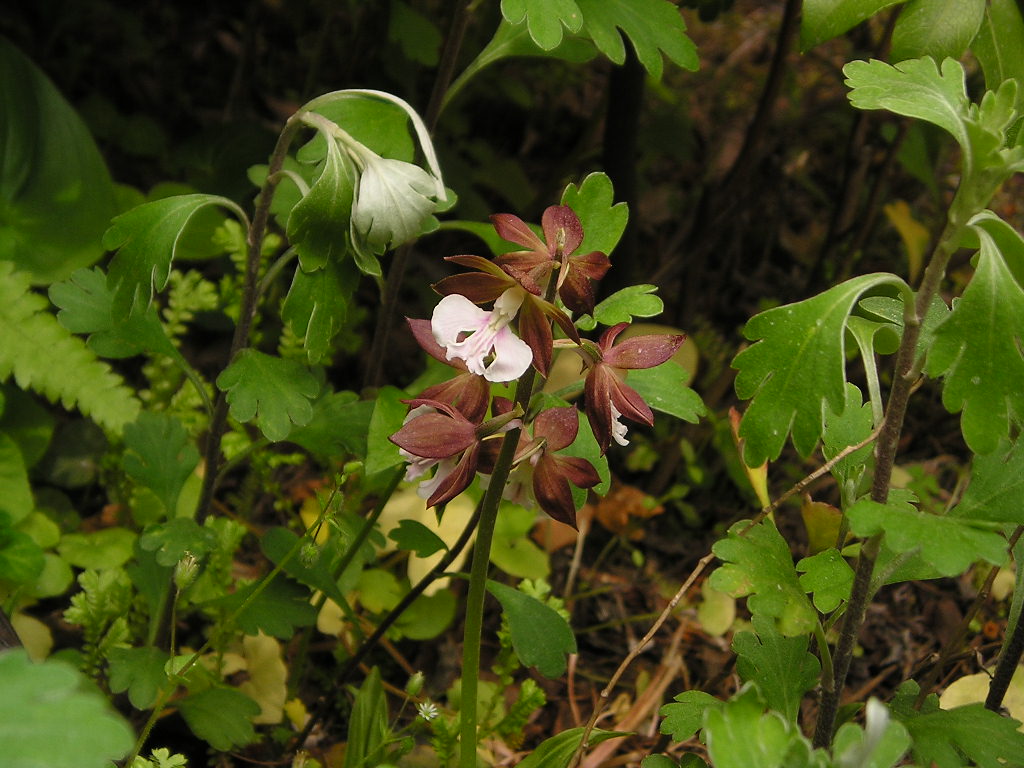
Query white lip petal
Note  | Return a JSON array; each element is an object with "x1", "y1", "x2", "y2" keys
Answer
[
  {"x1": 431, "y1": 294, "x2": 489, "y2": 347},
  {"x1": 482, "y1": 328, "x2": 533, "y2": 382}
]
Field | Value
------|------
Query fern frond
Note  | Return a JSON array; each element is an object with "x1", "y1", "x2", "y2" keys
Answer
[{"x1": 0, "y1": 261, "x2": 141, "y2": 434}]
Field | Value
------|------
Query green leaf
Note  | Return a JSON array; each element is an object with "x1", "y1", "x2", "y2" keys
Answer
[
  {"x1": 859, "y1": 293, "x2": 950, "y2": 362},
  {"x1": 0, "y1": 649, "x2": 133, "y2": 768},
  {"x1": 343, "y1": 667, "x2": 388, "y2": 768},
  {"x1": 364, "y1": 385, "x2": 408, "y2": 475},
  {"x1": 388, "y1": 519, "x2": 447, "y2": 558},
  {"x1": 660, "y1": 690, "x2": 723, "y2": 741},
  {"x1": 501, "y1": 0, "x2": 583, "y2": 50},
  {"x1": 926, "y1": 214, "x2": 1024, "y2": 453},
  {"x1": 123, "y1": 412, "x2": 200, "y2": 516},
  {"x1": 733, "y1": 273, "x2": 908, "y2": 466},
  {"x1": 560, "y1": 172, "x2": 629, "y2": 256},
  {"x1": 628, "y1": 363, "x2": 706, "y2": 424},
  {"x1": 800, "y1": 0, "x2": 908, "y2": 51},
  {"x1": 0, "y1": 432, "x2": 33, "y2": 524},
  {"x1": 287, "y1": 390, "x2": 373, "y2": 460},
  {"x1": 972, "y1": 0, "x2": 1024, "y2": 120},
  {"x1": 486, "y1": 579, "x2": 577, "y2": 677},
  {"x1": 822, "y1": 383, "x2": 874, "y2": 490},
  {"x1": 642, "y1": 756, "x2": 680, "y2": 768},
  {"x1": 703, "y1": 685, "x2": 816, "y2": 768},
  {"x1": 177, "y1": 686, "x2": 260, "y2": 751},
  {"x1": 0, "y1": 385, "x2": 54, "y2": 468},
  {"x1": 582, "y1": 284, "x2": 664, "y2": 331},
  {"x1": 733, "y1": 615, "x2": 821, "y2": 722},
  {"x1": 49, "y1": 267, "x2": 177, "y2": 359},
  {"x1": 574, "y1": 0, "x2": 698, "y2": 79},
  {"x1": 208, "y1": 576, "x2": 318, "y2": 638},
  {"x1": 0, "y1": 522, "x2": 44, "y2": 585},
  {"x1": 890, "y1": 0, "x2": 985, "y2": 63},
  {"x1": 104, "y1": 194, "x2": 245, "y2": 318},
  {"x1": 847, "y1": 497, "x2": 1007, "y2": 576},
  {"x1": 491, "y1": 501, "x2": 550, "y2": 580},
  {"x1": 107, "y1": 646, "x2": 169, "y2": 710},
  {"x1": 388, "y1": 0, "x2": 442, "y2": 66},
  {"x1": 287, "y1": 136, "x2": 357, "y2": 273},
  {"x1": 139, "y1": 519, "x2": 219, "y2": 567},
  {"x1": 282, "y1": 258, "x2": 357, "y2": 363},
  {"x1": 216, "y1": 349, "x2": 319, "y2": 442},
  {"x1": 709, "y1": 519, "x2": 817, "y2": 636},
  {"x1": 259, "y1": 526, "x2": 346, "y2": 606},
  {"x1": 392, "y1": 590, "x2": 456, "y2": 640},
  {"x1": 0, "y1": 40, "x2": 120, "y2": 284},
  {"x1": 518, "y1": 727, "x2": 630, "y2": 768},
  {"x1": 796, "y1": 548, "x2": 854, "y2": 613},
  {"x1": 0, "y1": 261, "x2": 141, "y2": 434},
  {"x1": 58, "y1": 528, "x2": 136, "y2": 570},
  {"x1": 951, "y1": 437, "x2": 1024, "y2": 524}
]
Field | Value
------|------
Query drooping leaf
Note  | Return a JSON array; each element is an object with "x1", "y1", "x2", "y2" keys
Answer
[
  {"x1": 796, "y1": 548, "x2": 855, "y2": 613},
  {"x1": 926, "y1": 213, "x2": 1024, "y2": 453},
  {"x1": 628, "y1": 362, "x2": 706, "y2": 424},
  {"x1": 703, "y1": 685, "x2": 817, "y2": 768},
  {"x1": 286, "y1": 390, "x2": 373, "y2": 460},
  {"x1": 950, "y1": 437, "x2": 1024, "y2": 524},
  {"x1": 0, "y1": 649, "x2": 133, "y2": 768},
  {"x1": 343, "y1": 667, "x2": 388, "y2": 768},
  {"x1": 800, "y1": 0, "x2": 908, "y2": 52},
  {"x1": 107, "y1": 646, "x2": 169, "y2": 710},
  {"x1": 846, "y1": 497, "x2": 1007, "y2": 577},
  {"x1": 733, "y1": 273, "x2": 908, "y2": 466},
  {"x1": 123, "y1": 412, "x2": 199, "y2": 516},
  {"x1": 580, "y1": 284, "x2": 664, "y2": 331},
  {"x1": 104, "y1": 194, "x2": 245, "y2": 318},
  {"x1": 0, "y1": 40, "x2": 120, "y2": 284},
  {"x1": 287, "y1": 136, "x2": 356, "y2": 273},
  {"x1": 660, "y1": 690, "x2": 723, "y2": 742},
  {"x1": 57, "y1": 528, "x2": 136, "y2": 570},
  {"x1": 0, "y1": 433, "x2": 32, "y2": 524},
  {"x1": 486, "y1": 580, "x2": 576, "y2": 677},
  {"x1": 216, "y1": 349, "x2": 319, "y2": 442},
  {"x1": 138, "y1": 518, "x2": 219, "y2": 567},
  {"x1": 560, "y1": 172, "x2": 629, "y2": 257},
  {"x1": 388, "y1": 519, "x2": 448, "y2": 558},
  {"x1": 501, "y1": 0, "x2": 583, "y2": 50},
  {"x1": 176, "y1": 686, "x2": 260, "y2": 751},
  {"x1": 207, "y1": 576, "x2": 318, "y2": 638},
  {"x1": 574, "y1": 0, "x2": 698, "y2": 79},
  {"x1": 517, "y1": 727, "x2": 631, "y2": 768},
  {"x1": 890, "y1": 0, "x2": 985, "y2": 63},
  {"x1": 733, "y1": 615, "x2": 820, "y2": 722},
  {"x1": 281, "y1": 258, "x2": 358, "y2": 363},
  {"x1": 709, "y1": 519, "x2": 817, "y2": 636}
]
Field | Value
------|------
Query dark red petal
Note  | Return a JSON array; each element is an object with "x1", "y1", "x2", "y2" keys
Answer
[
  {"x1": 533, "y1": 406, "x2": 579, "y2": 452},
  {"x1": 541, "y1": 206, "x2": 583, "y2": 256},
  {"x1": 557, "y1": 268, "x2": 596, "y2": 316},
  {"x1": 389, "y1": 412, "x2": 475, "y2": 458},
  {"x1": 609, "y1": 374, "x2": 654, "y2": 426},
  {"x1": 584, "y1": 366, "x2": 614, "y2": 455},
  {"x1": 518, "y1": 297, "x2": 553, "y2": 377},
  {"x1": 568, "y1": 250, "x2": 611, "y2": 280},
  {"x1": 445, "y1": 254, "x2": 509, "y2": 278},
  {"x1": 420, "y1": 373, "x2": 490, "y2": 423},
  {"x1": 533, "y1": 456, "x2": 578, "y2": 528},
  {"x1": 604, "y1": 334, "x2": 685, "y2": 370},
  {"x1": 491, "y1": 213, "x2": 548, "y2": 252},
  {"x1": 408, "y1": 317, "x2": 463, "y2": 368},
  {"x1": 597, "y1": 322, "x2": 630, "y2": 353},
  {"x1": 491, "y1": 396, "x2": 514, "y2": 416},
  {"x1": 495, "y1": 251, "x2": 553, "y2": 295},
  {"x1": 433, "y1": 273, "x2": 510, "y2": 303},
  {"x1": 426, "y1": 446, "x2": 479, "y2": 507},
  {"x1": 554, "y1": 455, "x2": 601, "y2": 490}
]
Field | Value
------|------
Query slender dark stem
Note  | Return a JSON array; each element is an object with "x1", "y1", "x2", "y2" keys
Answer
[{"x1": 987, "y1": 585, "x2": 1024, "y2": 711}]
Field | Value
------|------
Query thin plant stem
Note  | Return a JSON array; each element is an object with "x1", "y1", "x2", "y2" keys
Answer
[{"x1": 987, "y1": 580, "x2": 1024, "y2": 711}]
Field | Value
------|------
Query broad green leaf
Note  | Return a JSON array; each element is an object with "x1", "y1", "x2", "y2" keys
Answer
[
  {"x1": 491, "y1": 501, "x2": 550, "y2": 580},
  {"x1": 287, "y1": 136, "x2": 357, "y2": 273},
  {"x1": 574, "y1": 0, "x2": 698, "y2": 79},
  {"x1": 796, "y1": 548, "x2": 854, "y2": 613},
  {"x1": 138, "y1": 519, "x2": 219, "y2": 567},
  {"x1": 822, "y1": 383, "x2": 874, "y2": 490},
  {"x1": 518, "y1": 727, "x2": 630, "y2": 768},
  {"x1": 0, "y1": 40, "x2": 120, "y2": 284},
  {"x1": 972, "y1": 0, "x2": 1024, "y2": 119},
  {"x1": 259, "y1": 526, "x2": 346, "y2": 606},
  {"x1": 0, "y1": 649, "x2": 133, "y2": 768},
  {"x1": 846, "y1": 498, "x2": 1007, "y2": 576},
  {"x1": 287, "y1": 390, "x2": 373, "y2": 460},
  {"x1": 49, "y1": 267, "x2": 177, "y2": 359},
  {"x1": 216, "y1": 349, "x2": 319, "y2": 442},
  {"x1": 388, "y1": 519, "x2": 448, "y2": 558},
  {"x1": 501, "y1": 0, "x2": 583, "y2": 50},
  {"x1": 107, "y1": 646, "x2": 169, "y2": 710},
  {"x1": 703, "y1": 685, "x2": 816, "y2": 768},
  {"x1": 926, "y1": 214, "x2": 1024, "y2": 453},
  {"x1": 0, "y1": 522, "x2": 44, "y2": 585},
  {"x1": 583, "y1": 284, "x2": 664, "y2": 330},
  {"x1": 733, "y1": 273, "x2": 908, "y2": 466},
  {"x1": 177, "y1": 686, "x2": 260, "y2": 751},
  {"x1": 950, "y1": 437, "x2": 1024, "y2": 524},
  {"x1": 709, "y1": 519, "x2": 817, "y2": 636},
  {"x1": 282, "y1": 258, "x2": 358, "y2": 363},
  {"x1": 486, "y1": 579, "x2": 576, "y2": 677},
  {"x1": 358, "y1": 568, "x2": 404, "y2": 613},
  {"x1": 388, "y1": 0, "x2": 442, "y2": 66},
  {"x1": 890, "y1": 0, "x2": 985, "y2": 63},
  {"x1": 207, "y1": 576, "x2": 318, "y2": 638},
  {"x1": 392, "y1": 589, "x2": 456, "y2": 640},
  {"x1": 123, "y1": 412, "x2": 199, "y2": 516},
  {"x1": 560, "y1": 172, "x2": 629, "y2": 256},
  {"x1": 58, "y1": 528, "x2": 136, "y2": 570},
  {"x1": 800, "y1": 0, "x2": 908, "y2": 51},
  {"x1": 891, "y1": 680, "x2": 1024, "y2": 768},
  {"x1": 659, "y1": 690, "x2": 723, "y2": 741},
  {"x1": 0, "y1": 385, "x2": 54, "y2": 468},
  {"x1": 628, "y1": 362, "x2": 706, "y2": 424},
  {"x1": 364, "y1": 385, "x2": 408, "y2": 475},
  {"x1": 343, "y1": 667, "x2": 388, "y2": 768},
  {"x1": 0, "y1": 432, "x2": 32, "y2": 524},
  {"x1": 733, "y1": 615, "x2": 821, "y2": 722},
  {"x1": 104, "y1": 194, "x2": 245, "y2": 318}
]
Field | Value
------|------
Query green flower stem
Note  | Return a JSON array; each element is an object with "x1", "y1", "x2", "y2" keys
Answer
[{"x1": 813, "y1": 220, "x2": 963, "y2": 748}]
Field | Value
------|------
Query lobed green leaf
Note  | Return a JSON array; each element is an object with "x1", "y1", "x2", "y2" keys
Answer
[
  {"x1": 216, "y1": 349, "x2": 319, "y2": 442},
  {"x1": 733, "y1": 615, "x2": 821, "y2": 722},
  {"x1": 500, "y1": 0, "x2": 583, "y2": 51},
  {"x1": 560, "y1": 172, "x2": 628, "y2": 257}
]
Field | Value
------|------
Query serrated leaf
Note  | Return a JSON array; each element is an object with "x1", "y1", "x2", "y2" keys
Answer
[
  {"x1": 107, "y1": 646, "x2": 169, "y2": 710},
  {"x1": 486, "y1": 580, "x2": 576, "y2": 677},
  {"x1": 388, "y1": 519, "x2": 447, "y2": 558},
  {"x1": 282, "y1": 258, "x2": 358, "y2": 363},
  {"x1": 177, "y1": 686, "x2": 260, "y2": 751},
  {"x1": 58, "y1": 528, "x2": 136, "y2": 570},
  {"x1": 628, "y1": 362, "x2": 706, "y2": 424},
  {"x1": 733, "y1": 273, "x2": 908, "y2": 466},
  {"x1": 575, "y1": 0, "x2": 698, "y2": 79},
  {"x1": 287, "y1": 390, "x2": 373, "y2": 460},
  {"x1": 123, "y1": 412, "x2": 199, "y2": 515},
  {"x1": 287, "y1": 136, "x2": 356, "y2": 273},
  {"x1": 950, "y1": 437, "x2": 1024, "y2": 524},
  {"x1": 890, "y1": 0, "x2": 985, "y2": 63},
  {"x1": 0, "y1": 432, "x2": 33, "y2": 524},
  {"x1": 560, "y1": 172, "x2": 628, "y2": 256},
  {"x1": 709, "y1": 519, "x2": 817, "y2": 636},
  {"x1": 216, "y1": 349, "x2": 319, "y2": 442},
  {"x1": 800, "y1": 0, "x2": 908, "y2": 51},
  {"x1": 733, "y1": 615, "x2": 821, "y2": 722},
  {"x1": 104, "y1": 194, "x2": 244, "y2": 318},
  {"x1": 797, "y1": 548, "x2": 854, "y2": 613},
  {"x1": 822, "y1": 383, "x2": 874, "y2": 490},
  {"x1": 259, "y1": 526, "x2": 346, "y2": 606},
  {"x1": 139, "y1": 518, "x2": 219, "y2": 567},
  {"x1": 0, "y1": 649, "x2": 133, "y2": 768},
  {"x1": 501, "y1": 0, "x2": 583, "y2": 50},
  {"x1": 207, "y1": 576, "x2": 318, "y2": 638},
  {"x1": 926, "y1": 214, "x2": 1024, "y2": 453},
  {"x1": 660, "y1": 690, "x2": 723, "y2": 741},
  {"x1": 517, "y1": 727, "x2": 631, "y2": 768},
  {"x1": 973, "y1": 0, "x2": 1024, "y2": 120},
  {"x1": 703, "y1": 685, "x2": 816, "y2": 768},
  {"x1": 847, "y1": 498, "x2": 1007, "y2": 576},
  {"x1": 585, "y1": 284, "x2": 664, "y2": 330}
]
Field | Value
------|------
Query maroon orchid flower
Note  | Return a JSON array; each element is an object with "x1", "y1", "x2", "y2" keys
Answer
[
  {"x1": 524, "y1": 406, "x2": 601, "y2": 528},
  {"x1": 581, "y1": 323, "x2": 685, "y2": 455}
]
